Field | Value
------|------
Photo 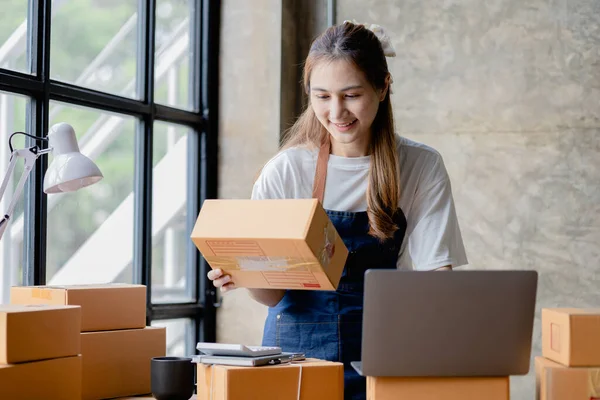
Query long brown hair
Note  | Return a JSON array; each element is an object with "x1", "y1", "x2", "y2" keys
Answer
[{"x1": 280, "y1": 22, "x2": 400, "y2": 241}]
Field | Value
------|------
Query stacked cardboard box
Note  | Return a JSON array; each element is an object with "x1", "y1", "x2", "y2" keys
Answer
[
  {"x1": 0, "y1": 304, "x2": 82, "y2": 399},
  {"x1": 366, "y1": 375, "x2": 509, "y2": 399},
  {"x1": 535, "y1": 308, "x2": 600, "y2": 400},
  {"x1": 196, "y1": 358, "x2": 344, "y2": 400},
  {"x1": 11, "y1": 284, "x2": 167, "y2": 400}
]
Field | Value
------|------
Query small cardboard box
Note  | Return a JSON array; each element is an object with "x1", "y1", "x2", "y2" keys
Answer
[
  {"x1": 196, "y1": 358, "x2": 344, "y2": 399},
  {"x1": 0, "y1": 304, "x2": 81, "y2": 364},
  {"x1": 0, "y1": 355, "x2": 82, "y2": 400},
  {"x1": 11, "y1": 283, "x2": 146, "y2": 332},
  {"x1": 542, "y1": 308, "x2": 600, "y2": 366},
  {"x1": 191, "y1": 199, "x2": 348, "y2": 290},
  {"x1": 535, "y1": 356, "x2": 600, "y2": 399},
  {"x1": 367, "y1": 376, "x2": 510, "y2": 400},
  {"x1": 81, "y1": 326, "x2": 166, "y2": 400}
]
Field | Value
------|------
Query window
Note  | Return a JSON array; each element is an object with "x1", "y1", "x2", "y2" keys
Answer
[{"x1": 0, "y1": 0, "x2": 219, "y2": 350}]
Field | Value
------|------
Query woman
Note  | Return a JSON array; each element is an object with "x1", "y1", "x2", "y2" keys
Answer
[{"x1": 208, "y1": 21, "x2": 468, "y2": 399}]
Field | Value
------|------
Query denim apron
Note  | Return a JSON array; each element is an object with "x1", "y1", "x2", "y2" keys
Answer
[{"x1": 262, "y1": 137, "x2": 407, "y2": 400}]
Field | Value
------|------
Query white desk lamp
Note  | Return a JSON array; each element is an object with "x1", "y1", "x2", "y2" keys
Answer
[{"x1": 0, "y1": 122, "x2": 103, "y2": 240}]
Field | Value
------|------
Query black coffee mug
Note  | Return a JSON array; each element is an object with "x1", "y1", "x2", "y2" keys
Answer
[{"x1": 151, "y1": 356, "x2": 195, "y2": 400}]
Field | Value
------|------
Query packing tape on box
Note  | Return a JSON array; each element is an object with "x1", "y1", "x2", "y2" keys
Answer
[
  {"x1": 204, "y1": 256, "x2": 324, "y2": 272},
  {"x1": 590, "y1": 368, "x2": 600, "y2": 398},
  {"x1": 295, "y1": 363, "x2": 303, "y2": 400},
  {"x1": 205, "y1": 363, "x2": 304, "y2": 400},
  {"x1": 31, "y1": 288, "x2": 48, "y2": 299},
  {"x1": 209, "y1": 364, "x2": 214, "y2": 400},
  {"x1": 318, "y1": 221, "x2": 337, "y2": 268}
]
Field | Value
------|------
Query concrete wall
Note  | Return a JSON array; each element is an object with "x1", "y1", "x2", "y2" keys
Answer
[
  {"x1": 336, "y1": 1, "x2": 600, "y2": 399},
  {"x1": 217, "y1": 1, "x2": 600, "y2": 399}
]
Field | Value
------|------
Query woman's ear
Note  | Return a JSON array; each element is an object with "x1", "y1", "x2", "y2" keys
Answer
[{"x1": 380, "y1": 73, "x2": 392, "y2": 101}]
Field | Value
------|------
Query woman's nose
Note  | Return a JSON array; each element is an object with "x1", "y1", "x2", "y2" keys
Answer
[{"x1": 329, "y1": 98, "x2": 345, "y2": 120}]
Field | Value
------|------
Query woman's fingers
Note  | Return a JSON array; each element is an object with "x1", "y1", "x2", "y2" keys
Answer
[
  {"x1": 213, "y1": 274, "x2": 232, "y2": 288},
  {"x1": 220, "y1": 282, "x2": 236, "y2": 293},
  {"x1": 207, "y1": 268, "x2": 222, "y2": 281},
  {"x1": 207, "y1": 268, "x2": 235, "y2": 292}
]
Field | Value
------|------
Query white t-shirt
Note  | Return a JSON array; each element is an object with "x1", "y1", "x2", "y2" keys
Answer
[{"x1": 251, "y1": 135, "x2": 468, "y2": 271}]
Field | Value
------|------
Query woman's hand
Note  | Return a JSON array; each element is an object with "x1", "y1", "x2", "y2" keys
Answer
[
  {"x1": 208, "y1": 268, "x2": 285, "y2": 306},
  {"x1": 207, "y1": 268, "x2": 236, "y2": 293}
]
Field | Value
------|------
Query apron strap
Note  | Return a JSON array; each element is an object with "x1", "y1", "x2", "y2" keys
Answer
[{"x1": 312, "y1": 135, "x2": 331, "y2": 203}]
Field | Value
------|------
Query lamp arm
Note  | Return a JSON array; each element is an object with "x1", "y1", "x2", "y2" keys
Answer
[
  {"x1": 0, "y1": 146, "x2": 46, "y2": 241},
  {"x1": 0, "y1": 151, "x2": 20, "y2": 207}
]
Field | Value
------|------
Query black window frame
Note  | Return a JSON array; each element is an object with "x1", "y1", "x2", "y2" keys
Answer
[{"x1": 0, "y1": 0, "x2": 219, "y2": 348}]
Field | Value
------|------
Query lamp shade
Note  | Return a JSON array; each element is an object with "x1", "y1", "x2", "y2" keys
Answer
[{"x1": 43, "y1": 123, "x2": 104, "y2": 194}]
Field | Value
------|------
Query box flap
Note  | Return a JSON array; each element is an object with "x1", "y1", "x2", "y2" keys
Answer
[
  {"x1": 0, "y1": 304, "x2": 80, "y2": 313},
  {"x1": 44, "y1": 283, "x2": 145, "y2": 290},
  {"x1": 544, "y1": 308, "x2": 600, "y2": 316},
  {"x1": 191, "y1": 199, "x2": 318, "y2": 240}
]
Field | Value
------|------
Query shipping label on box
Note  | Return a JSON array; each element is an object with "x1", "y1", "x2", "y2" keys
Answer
[
  {"x1": 535, "y1": 356, "x2": 600, "y2": 400},
  {"x1": 542, "y1": 308, "x2": 600, "y2": 367},
  {"x1": 191, "y1": 199, "x2": 348, "y2": 290}
]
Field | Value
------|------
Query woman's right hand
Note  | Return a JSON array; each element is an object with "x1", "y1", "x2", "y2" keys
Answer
[{"x1": 207, "y1": 269, "x2": 236, "y2": 293}]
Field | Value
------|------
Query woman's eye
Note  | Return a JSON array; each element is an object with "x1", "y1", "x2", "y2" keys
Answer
[
  {"x1": 316, "y1": 95, "x2": 329, "y2": 99},
  {"x1": 345, "y1": 94, "x2": 359, "y2": 98}
]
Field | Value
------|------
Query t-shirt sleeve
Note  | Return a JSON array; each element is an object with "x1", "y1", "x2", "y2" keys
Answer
[
  {"x1": 251, "y1": 155, "x2": 288, "y2": 200},
  {"x1": 400, "y1": 156, "x2": 468, "y2": 271}
]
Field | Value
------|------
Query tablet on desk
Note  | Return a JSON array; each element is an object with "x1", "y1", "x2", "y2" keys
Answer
[
  {"x1": 196, "y1": 343, "x2": 282, "y2": 357},
  {"x1": 193, "y1": 352, "x2": 305, "y2": 367}
]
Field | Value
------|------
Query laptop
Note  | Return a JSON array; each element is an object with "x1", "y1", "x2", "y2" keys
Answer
[{"x1": 351, "y1": 269, "x2": 538, "y2": 377}]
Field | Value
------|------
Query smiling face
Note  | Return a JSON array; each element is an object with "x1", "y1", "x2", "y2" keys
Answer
[{"x1": 309, "y1": 59, "x2": 387, "y2": 157}]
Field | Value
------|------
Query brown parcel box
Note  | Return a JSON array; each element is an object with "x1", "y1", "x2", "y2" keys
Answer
[
  {"x1": 197, "y1": 358, "x2": 344, "y2": 400},
  {"x1": 191, "y1": 199, "x2": 349, "y2": 290},
  {"x1": 367, "y1": 376, "x2": 510, "y2": 400},
  {"x1": 542, "y1": 308, "x2": 600, "y2": 366},
  {"x1": 0, "y1": 355, "x2": 82, "y2": 400},
  {"x1": 535, "y1": 356, "x2": 600, "y2": 399},
  {"x1": 0, "y1": 304, "x2": 81, "y2": 364},
  {"x1": 11, "y1": 283, "x2": 146, "y2": 332},
  {"x1": 81, "y1": 326, "x2": 166, "y2": 400}
]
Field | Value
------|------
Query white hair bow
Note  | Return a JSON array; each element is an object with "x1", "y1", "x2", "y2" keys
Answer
[{"x1": 343, "y1": 19, "x2": 397, "y2": 57}]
